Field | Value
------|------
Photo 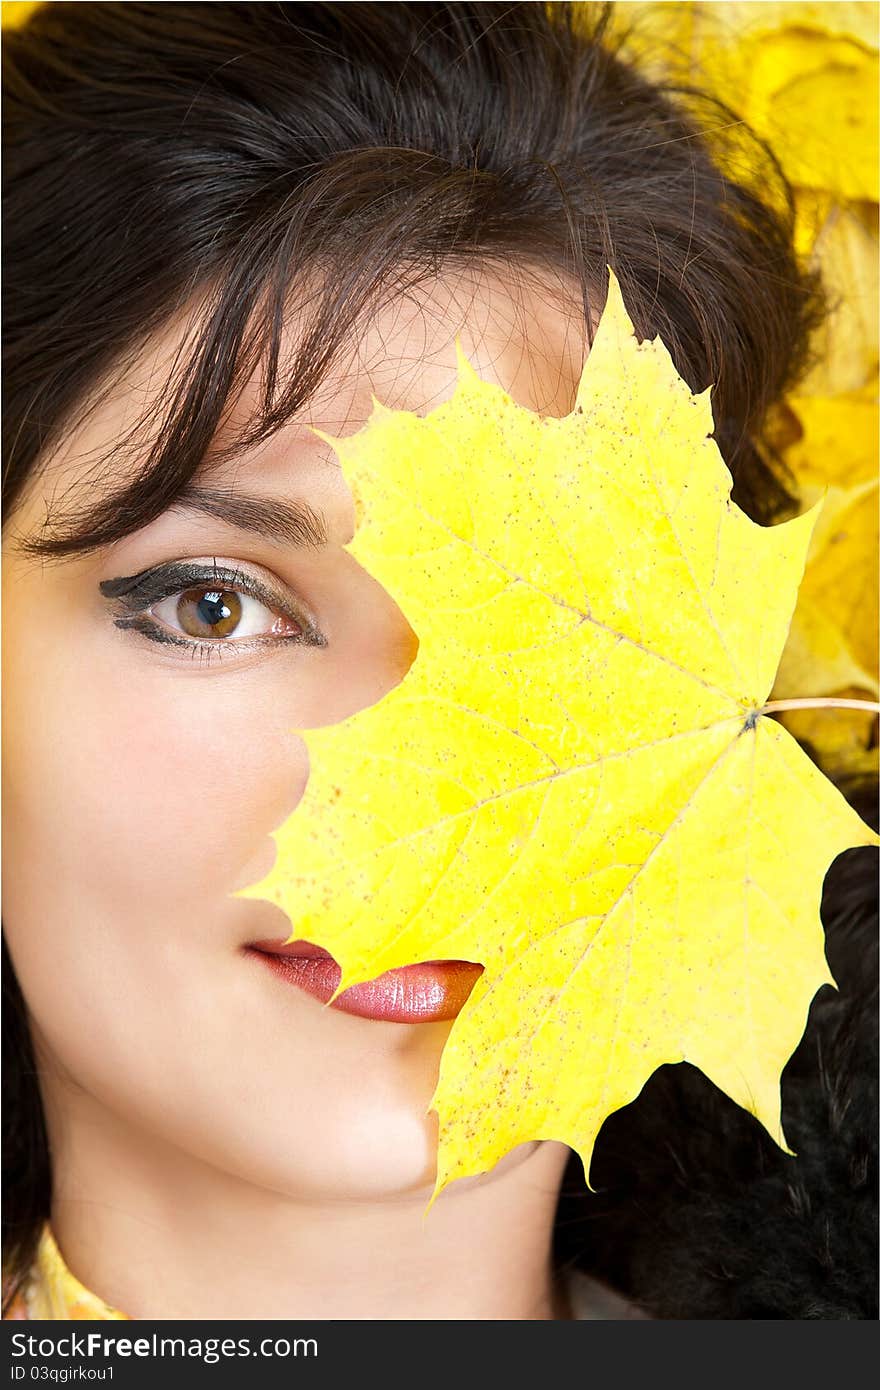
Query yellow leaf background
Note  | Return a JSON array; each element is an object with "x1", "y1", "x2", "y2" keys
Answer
[
  {"x1": 612, "y1": 0, "x2": 879, "y2": 776},
  {"x1": 235, "y1": 272, "x2": 880, "y2": 1200}
]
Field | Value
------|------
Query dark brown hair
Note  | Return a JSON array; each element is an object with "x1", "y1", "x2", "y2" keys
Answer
[{"x1": 3, "y1": 0, "x2": 831, "y2": 1315}]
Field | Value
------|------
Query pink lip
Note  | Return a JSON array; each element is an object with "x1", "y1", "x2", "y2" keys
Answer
[{"x1": 243, "y1": 939, "x2": 483, "y2": 1024}]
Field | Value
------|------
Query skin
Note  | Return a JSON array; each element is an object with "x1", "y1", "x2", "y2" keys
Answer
[{"x1": 2, "y1": 264, "x2": 592, "y2": 1320}]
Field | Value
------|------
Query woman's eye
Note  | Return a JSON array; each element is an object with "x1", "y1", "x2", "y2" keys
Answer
[
  {"x1": 151, "y1": 584, "x2": 302, "y2": 643},
  {"x1": 100, "y1": 561, "x2": 328, "y2": 664}
]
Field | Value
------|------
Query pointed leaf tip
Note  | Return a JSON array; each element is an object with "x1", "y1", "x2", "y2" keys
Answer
[
  {"x1": 368, "y1": 392, "x2": 395, "y2": 420},
  {"x1": 609, "y1": 266, "x2": 640, "y2": 340},
  {"x1": 308, "y1": 424, "x2": 344, "y2": 453},
  {"x1": 453, "y1": 337, "x2": 483, "y2": 386}
]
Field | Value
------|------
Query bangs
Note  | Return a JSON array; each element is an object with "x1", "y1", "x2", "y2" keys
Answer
[{"x1": 13, "y1": 153, "x2": 603, "y2": 564}]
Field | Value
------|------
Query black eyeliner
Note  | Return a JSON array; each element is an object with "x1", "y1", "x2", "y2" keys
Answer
[
  {"x1": 110, "y1": 613, "x2": 210, "y2": 651},
  {"x1": 100, "y1": 561, "x2": 267, "y2": 609},
  {"x1": 99, "y1": 560, "x2": 328, "y2": 648}
]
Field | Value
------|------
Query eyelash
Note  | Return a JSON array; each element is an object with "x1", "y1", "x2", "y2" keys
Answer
[{"x1": 102, "y1": 559, "x2": 328, "y2": 667}]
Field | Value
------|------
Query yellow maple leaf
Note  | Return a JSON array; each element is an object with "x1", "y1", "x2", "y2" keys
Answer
[
  {"x1": 233, "y1": 270, "x2": 879, "y2": 1201},
  {"x1": 614, "y1": 2, "x2": 879, "y2": 782}
]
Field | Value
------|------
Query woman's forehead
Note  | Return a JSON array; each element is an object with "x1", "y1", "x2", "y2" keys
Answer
[
  {"x1": 218, "y1": 261, "x2": 589, "y2": 434},
  {"x1": 15, "y1": 262, "x2": 588, "y2": 534}
]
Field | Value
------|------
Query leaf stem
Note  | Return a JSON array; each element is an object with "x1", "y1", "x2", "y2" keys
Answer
[{"x1": 761, "y1": 697, "x2": 880, "y2": 716}]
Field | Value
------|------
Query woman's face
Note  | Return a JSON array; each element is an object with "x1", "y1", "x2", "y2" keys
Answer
[{"x1": 2, "y1": 269, "x2": 585, "y2": 1202}]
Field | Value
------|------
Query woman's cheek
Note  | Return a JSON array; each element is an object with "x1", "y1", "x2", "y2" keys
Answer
[
  {"x1": 95, "y1": 660, "x2": 311, "y2": 910},
  {"x1": 4, "y1": 603, "x2": 311, "y2": 967},
  {"x1": 3, "y1": 616, "x2": 309, "y2": 1094}
]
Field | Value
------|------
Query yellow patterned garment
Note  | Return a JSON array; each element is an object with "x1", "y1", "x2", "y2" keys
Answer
[{"x1": 4, "y1": 1225, "x2": 128, "y2": 1320}]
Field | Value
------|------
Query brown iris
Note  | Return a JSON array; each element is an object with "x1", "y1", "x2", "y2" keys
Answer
[{"x1": 176, "y1": 587, "x2": 243, "y2": 639}]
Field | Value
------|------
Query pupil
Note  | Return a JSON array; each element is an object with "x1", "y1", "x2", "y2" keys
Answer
[{"x1": 198, "y1": 590, "x2": 233, "y2": 626}]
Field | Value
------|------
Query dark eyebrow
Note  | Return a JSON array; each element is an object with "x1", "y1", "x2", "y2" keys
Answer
[{"x1": 170, "y1": 484, "x2": 329, "y2": 549}]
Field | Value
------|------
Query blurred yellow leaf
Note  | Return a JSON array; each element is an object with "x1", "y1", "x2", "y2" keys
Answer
[
  {"x1": 773, "y1": 477, "x2": 879, "y2": 700},
  {"x1": 692, "y1": 8, "x2": 878, "y2": 201},
  {"x1": 608, "y1": 1, "x2": 696, "y2": 78},
  {"x1": 798, "y1": 203, "x2": 879, "y2": 396},
  {"x1": 776, "y1": 685, "x2": 878, "y2": 782},
  {"x1": 1, "y1": 2, "x2": 42, "y2": 27},
  {"x1": 705, "y1": 2, "x2": 879, "y2": 49},
  {"x1": 754, "y1": 36, "x2": 877, "y2": 201},
  {"x1": 784, "y1": 387, "x2": 878, "y2": 488},
  {"x1": 614, "y1": 3, "x2": 879, "y2": 202},
  {"x1": 235, "y1": 272, "x2": 878, "y2": 1199}
]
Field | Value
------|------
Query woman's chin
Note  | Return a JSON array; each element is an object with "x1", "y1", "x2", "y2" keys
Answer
[
  {"x1": 245, "y1": 1131, "x2": 547, "y2": 1208},
  {"x1": 213, "y1": 1101, "x2": 546, "y2": 1207},
  {"x1": 205, "y1": 1097, "x2": 439, "y2": 1205}
]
